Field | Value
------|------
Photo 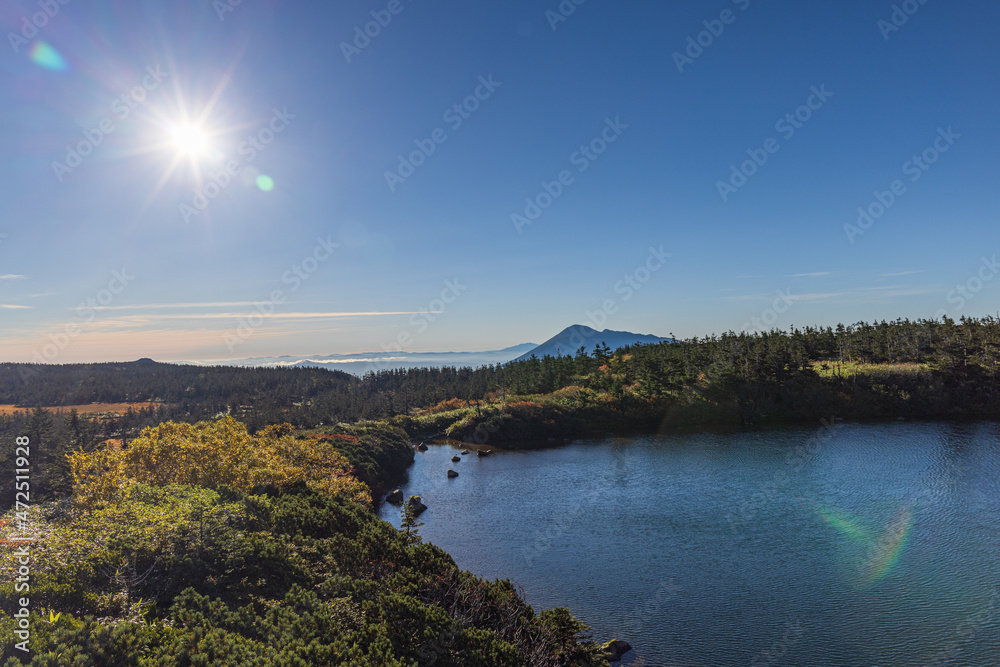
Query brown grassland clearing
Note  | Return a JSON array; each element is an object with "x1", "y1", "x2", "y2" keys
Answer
[{"x1": 0, "y1": 402, "x2": 162, "y2": 416}]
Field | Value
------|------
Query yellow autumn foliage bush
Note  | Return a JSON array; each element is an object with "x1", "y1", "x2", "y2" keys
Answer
[{"x1": 70, "y1": 417, "x2": 369, "y2": 507}]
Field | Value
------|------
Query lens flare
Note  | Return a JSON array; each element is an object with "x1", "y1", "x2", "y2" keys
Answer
[
  {"x1": 862, "y1": 504, "x2": 914, "y2": 588},
  {"x1": 818, "y1": 503, "x2": 915, "y2": 589},
  {"x1": 30, "y1": 42, "x2": 67, "y2": 71},
  {"x1": 818, "y1": 505, "x2": 872, "y2": 542},
  {"x1": 256, "y1": 174, "x2": 275, "y2": 191}
]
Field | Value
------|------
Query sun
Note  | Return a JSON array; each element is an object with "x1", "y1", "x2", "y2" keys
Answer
[
  {"x1": 170, "y1": 124, "x2": 208, "y2": 156},
  {"x1": 136, "y1": 74, "x2": 251, "y2": 214}
]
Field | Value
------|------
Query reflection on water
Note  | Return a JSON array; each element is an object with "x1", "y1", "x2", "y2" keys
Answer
[{"x1": 379, "y1": 421, "x2": 1000, "y2": 666}]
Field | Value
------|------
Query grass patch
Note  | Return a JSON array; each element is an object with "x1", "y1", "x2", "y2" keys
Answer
[{"x1": 811, "y1": 361, "x2": 930, "y2": 379}]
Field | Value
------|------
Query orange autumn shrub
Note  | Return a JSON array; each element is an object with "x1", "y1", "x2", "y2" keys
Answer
[{"x1": 70, "y1": 417, "x2": 369, "y2": 508}]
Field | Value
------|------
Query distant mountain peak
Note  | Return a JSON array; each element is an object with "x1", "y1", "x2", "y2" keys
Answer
[{"x1": 514, "y1": 325, "x2": 671, "y2": 361}]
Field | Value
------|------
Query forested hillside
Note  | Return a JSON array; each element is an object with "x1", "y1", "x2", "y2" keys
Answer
[
  {"x1": 0, "y1": 419, "x2": 608, "y2": 666},
  {"x1": 3, "y1": 316, "x2": 997, "y2": 427}
]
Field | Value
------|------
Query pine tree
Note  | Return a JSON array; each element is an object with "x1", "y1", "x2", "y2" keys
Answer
[{"x1": 400, "y1": 498, "x2": 424, "y2": 545}]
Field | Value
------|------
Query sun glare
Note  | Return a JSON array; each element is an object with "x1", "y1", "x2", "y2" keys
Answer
[
  {"x1": 136, "y1": 74, "x2": 240, "y2": 215},
  {"x1": 171, "y1": 124, "x2": 207, "y2": 156}
]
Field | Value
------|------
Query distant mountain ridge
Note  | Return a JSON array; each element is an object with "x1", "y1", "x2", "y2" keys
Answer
[
  {"x1": 514, "y1": 325, "x2": 672, "y2": 361},
  {"x1": 179, "y1": 327, "x2": 671, "y2": 374},
  {"x1": 181, "y1": 343, "x2": 537, "y2": 375}
]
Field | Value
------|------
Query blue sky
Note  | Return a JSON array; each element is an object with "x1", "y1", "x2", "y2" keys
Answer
[{"x1": 1, "y1": 0, "x2": 998, "y2": 363}]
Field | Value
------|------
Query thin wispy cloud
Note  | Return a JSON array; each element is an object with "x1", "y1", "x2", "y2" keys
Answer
[
  {"x1": 725, "y1": 293, "x2": 776, "y2": 302},
  {"x1": 725, "y1": 292, "x2": 847, "y2": 302},
  {"x1": 858, "y1": 284, "x2": 941, "y2": 296},
  {"x1": 0, "y1": 311, "x2": 426, "y2": 348},
  {"x1": 56, "y1": 313, "x2": 436, "y2": 334},
  {"x1": 874, "y1": 288, "x2": 941, "y2": 298},
  {"x1": 788, "y1": 272, "x2": 832, "y2": 278},
  {"x1": 879, "y1": 270, "x2": 925, "y2": 277},
  {"x1": 789, "y1": 292, "x2": 848, "y2": 302},
  {"x1": 0, "y1": 304, "x2": 32, "y2": 309},
  {"x1": 104, "y1": 311, "x2": 433, "y2": 321},
  {"x1": 0, "y1": 274, "x2": 26, "y2": 281},
  {"x1": 725, "y1": 286, "x2": 936, "y2": 305},
  {"x1": 91, "y1": 301, "x2": 270, "y2": 311}
]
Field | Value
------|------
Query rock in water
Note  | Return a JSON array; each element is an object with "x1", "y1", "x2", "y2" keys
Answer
[
  {"x1": 447, "y1": 469, "x2": 459, "y2": 478},
  {"x1": 451, "y1": 455, "x2": 461, "y2": 462},
  {"x1": 603, "y1": 639, "x2": 632, "y2": 662},
  {"x1": 416, "y1": 442, "x2": 428, "y2": 452},
  {"x1": 407, "y1": 496, "x2": 428, "y2": 515},
  {"x1": 477, "y1": 449, "x2": 491, "y2": 457},
  {"x1": 385, "y1": 489, "x2": 404, "y2": 504},
  {"x1": 461, "y1": 450, "x2": 470, "y2": 455}
]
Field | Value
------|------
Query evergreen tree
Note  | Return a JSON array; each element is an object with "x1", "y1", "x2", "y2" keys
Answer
[{"x1": 400, "y1": 498, "x2": 424, "y2": 545}]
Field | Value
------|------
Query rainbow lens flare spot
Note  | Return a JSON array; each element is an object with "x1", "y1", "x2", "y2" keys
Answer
[
  {"x1": 862, "y1": 504, "x2": 914, "y2": 588},
  {"x1": 30, "y1": 42, "x2": 68, "y2": 71},
  {"x1": 818, "y1": 505, "x2": 873, "y2": 542},
  {"x1": 818, "y1": 503, "x2": 915, "y2": 589}
]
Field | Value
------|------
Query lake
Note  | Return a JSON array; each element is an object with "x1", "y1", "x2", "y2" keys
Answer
[{"x1": 378, "y1": 421, "x2": 1000, "y2": 666}]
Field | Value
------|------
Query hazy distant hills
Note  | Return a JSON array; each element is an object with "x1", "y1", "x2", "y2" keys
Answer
[
  {"x1": 180, "y1": 326, "x2": 672, "y2": 375},
  {"x1": 182, "y1": 343, "x2": 537, "y2": 375},
  {"x1": 513, "y1": 325, "x2": 672, "y2": 362}
]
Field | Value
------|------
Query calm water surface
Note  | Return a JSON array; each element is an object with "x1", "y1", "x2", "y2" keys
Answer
[{"x1": 378, "y1": 422, "x2": 1000, "y2": 666}]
